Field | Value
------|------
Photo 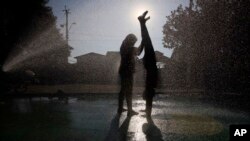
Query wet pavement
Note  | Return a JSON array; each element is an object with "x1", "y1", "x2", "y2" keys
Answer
[{"x1": 0, "y1": 94, "x2": 249, "y2": 141}]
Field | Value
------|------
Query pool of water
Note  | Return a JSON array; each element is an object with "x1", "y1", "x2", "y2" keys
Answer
[{"x1": 0, "y1": 94, "x2": 249, "y2": 141}]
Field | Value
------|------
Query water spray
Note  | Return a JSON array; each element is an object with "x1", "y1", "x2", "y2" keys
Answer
[{"x1": 2, "y1": 25, "x2": 67, "y2": 72}]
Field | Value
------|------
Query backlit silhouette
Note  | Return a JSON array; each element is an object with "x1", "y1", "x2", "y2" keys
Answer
[
  {"x1": 138, "y1": 11, "x2": 158, "y2": 117},
  {"x1": 118, "y1": 34, "x2": 143, "y2": 116}
]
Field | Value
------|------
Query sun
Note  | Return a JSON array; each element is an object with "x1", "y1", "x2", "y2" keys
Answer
[
  {"x1": 135, "y1": 7, "x2": 147, "y2": 17},
  {"x1": 131, "y1": 4, "x2": 153, "y2": 24},
  {"x1": 134, "y1": 5, "x2": 150, "y2": 17}
]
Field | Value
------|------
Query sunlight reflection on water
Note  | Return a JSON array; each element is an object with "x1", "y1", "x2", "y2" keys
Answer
[
  {"x1": 119, "y1": 99, "x2": 225, "y2": 140},
  {"x1": 1, "y1": 96, "x2": 249, "y2": 141}
]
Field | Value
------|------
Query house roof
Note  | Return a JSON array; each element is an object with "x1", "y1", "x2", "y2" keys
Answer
[
  {"x1": 75, "y1": 52, "x2": 105, "y2": 59},
  {"x1": 106, "y1": 51, "x2": 119, "y2": 55}
]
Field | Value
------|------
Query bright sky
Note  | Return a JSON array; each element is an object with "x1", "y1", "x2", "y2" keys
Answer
[{"x1": 48, "y1": 0, "x2": 188, "y2": 60}]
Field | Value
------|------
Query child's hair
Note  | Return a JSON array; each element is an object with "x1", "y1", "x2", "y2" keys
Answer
[{"x1": 122, "y1": 34, "x2": 137, "y2": 47}]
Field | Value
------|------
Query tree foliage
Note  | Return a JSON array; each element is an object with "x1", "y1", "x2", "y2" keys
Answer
[
  {"x1": 163, "y1": 0, "x2": 250, "y2": 93},
  {"x1": 1, "y1": 0, "x2": 70, "y2": 86}
]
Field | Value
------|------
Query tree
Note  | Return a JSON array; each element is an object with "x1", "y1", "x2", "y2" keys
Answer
[
  {"x1": 1, "y1": 0, "x2": 70, "y2": 88},
  {"x1": 163, "y1": 0, "x2": 250, "y2": 93}
]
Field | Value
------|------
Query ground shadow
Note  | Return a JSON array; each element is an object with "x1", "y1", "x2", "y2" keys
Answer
[
  {"x1": 104, "y1": 114, "x2": 132, "y2": 141},
  {"x1": 142, "y1": 117, "x2": 164, "y2": 141}
]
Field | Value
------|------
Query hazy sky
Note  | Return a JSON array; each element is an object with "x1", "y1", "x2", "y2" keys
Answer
[{"x1": 48, "y1": 0, "x2": 189, "y2": 59}]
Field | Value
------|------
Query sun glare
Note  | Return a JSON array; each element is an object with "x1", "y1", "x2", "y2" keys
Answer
[{"x1": 131, "y1": 4, "x2": 153, "y2": 24}]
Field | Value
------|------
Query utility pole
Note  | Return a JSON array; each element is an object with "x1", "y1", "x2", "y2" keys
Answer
[
  {"x1": 63, "y1": 5, "x2": 76, "y2": 51},
  {"x1": 186, "y1": 0, "x2": 194, "y2": 92},
  {"x1": 63, "y1": 5, "x2": 70, "y2": 48}
]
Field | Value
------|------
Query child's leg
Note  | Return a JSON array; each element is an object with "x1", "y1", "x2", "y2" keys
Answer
[
  {"x1": 118, "y1": 75, "x2": 126, "y2": 113},
  {"x1": 146, "y1": 99, "x2": 152, "y2": 117}
]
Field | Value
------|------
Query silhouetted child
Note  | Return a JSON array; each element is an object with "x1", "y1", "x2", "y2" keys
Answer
[
  {"x1": 138, "y1": 11, "x2": 158, "y2": 117},
  {"x1": 118, "y1": 34, "x2": 143, "y2": 116}
]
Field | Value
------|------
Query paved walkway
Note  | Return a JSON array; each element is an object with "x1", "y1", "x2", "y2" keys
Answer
[{"x1": 0, "y1": 94, "x2": 249, "y2": 141}]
